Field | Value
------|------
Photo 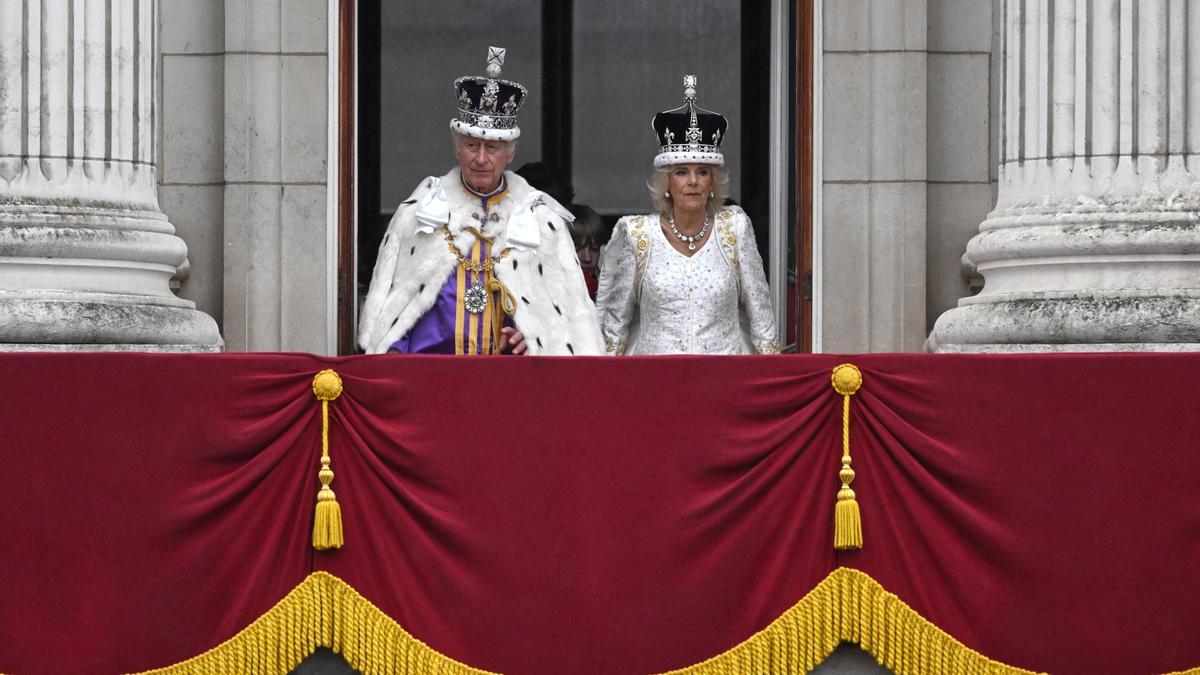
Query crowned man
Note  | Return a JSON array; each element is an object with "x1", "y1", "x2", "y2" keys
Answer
[{"x1": 359, "y1": 47, "x2": 604, "y2": 356}]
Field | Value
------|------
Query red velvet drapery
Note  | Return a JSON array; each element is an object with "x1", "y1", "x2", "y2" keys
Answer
[{"x1": 1, "y1": 353, "x2": 1197, "y2": 674}]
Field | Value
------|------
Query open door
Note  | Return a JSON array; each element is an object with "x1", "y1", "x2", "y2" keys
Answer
[{"x1": 337, "y1": 0, "x2": 814, "y2": 354}]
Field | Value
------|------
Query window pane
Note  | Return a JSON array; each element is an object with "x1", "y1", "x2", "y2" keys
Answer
[
  {"x1": 378, "y1": 2, "x2": 543, "y2": 209},
  {"x1": 571, "y1": 2, "x2": 741, "y2": 215}
]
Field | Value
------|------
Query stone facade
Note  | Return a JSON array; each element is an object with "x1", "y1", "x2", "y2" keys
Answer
[
  {"x1": 928, "y1": 0, "x2": 1200, "y2": 351},
  {"x1": 3, "y1": 0, "x2": 1195, "y2": 356},
  {"x1": 819, "y1": 0, "x2": 928, "y2": 353},
  {"x1": 160, "y1": 0, "x2": 331, "y2": 353},
  {"x1": 818, "y1": 0, "x2": 1003, "y2": 353},
  {"x1": 0, "y1": 0, "x2": 220, "y2": 350}
]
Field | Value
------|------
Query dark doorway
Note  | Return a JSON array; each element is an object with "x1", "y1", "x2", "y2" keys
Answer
[{"x1": 343, "y1": 1, "x2": 810, "y2": 353}]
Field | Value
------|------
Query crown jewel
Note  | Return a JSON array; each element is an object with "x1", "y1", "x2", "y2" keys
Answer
[
  {"x1": 650, "y1": 74, "x2": 728, "y2": 167},
  {"x1": 451, "y1": 46, "x2": 527, "y2": 141}
]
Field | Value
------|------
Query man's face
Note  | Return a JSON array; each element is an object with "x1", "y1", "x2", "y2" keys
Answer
[{"x1": 456, "y1": 136, "x2": 514, "y2": 193}]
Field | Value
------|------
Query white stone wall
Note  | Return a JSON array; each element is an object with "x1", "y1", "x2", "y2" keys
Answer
[
  {"x1": 158, "y1": 0, "x2": 330, "y2": 353},
  {"x1": 821, "y1": 0, "x2": 930, "y2": 353},
  {"x1": 924, "y1": 0, "x2": 998, "y2": 334},
  {"x1": 928, "y1": 0, "x2": 1200, "y2": 351},
  {"x1": 0, "y1": 0, "x2": 220, "y2": 350},
  {"x1": 159, "y1": 0, "x2": 225, "y2": 330},
  {"x1": 820, "y1": 0, "x2": 1002, "y2": 353}
]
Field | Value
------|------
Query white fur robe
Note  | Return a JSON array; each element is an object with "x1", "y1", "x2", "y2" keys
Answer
[{"x1": 358, "y1": 168, "x2": 604, "y2": 356}]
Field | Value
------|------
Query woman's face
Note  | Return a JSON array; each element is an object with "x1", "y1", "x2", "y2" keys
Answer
[{"x1": 667, "y1": 164, "x2": 714, "y2": 212}]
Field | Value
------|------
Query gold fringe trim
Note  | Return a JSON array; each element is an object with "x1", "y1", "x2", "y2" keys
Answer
[
  {"x1": 661, "y1": 567, "x2": 1043, "y2": 675},
  {"x1": 128, "y1": 567, "x2": 1200, "y2": 675},
  {"x1": 135, "y1": 572, "x2": 494, "y2": 675}
]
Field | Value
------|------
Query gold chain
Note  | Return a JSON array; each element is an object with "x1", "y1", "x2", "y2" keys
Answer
[{"x1": 441, "y1": 225, "x2": 510, "y2": 272}]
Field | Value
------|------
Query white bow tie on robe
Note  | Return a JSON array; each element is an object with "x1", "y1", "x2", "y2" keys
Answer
[
  {"x1": 414, "y1": 178, "x2": 450, "y2": 232},
  {"x1": 413, "y1": 179, "x2": 574, "y2": 252}
]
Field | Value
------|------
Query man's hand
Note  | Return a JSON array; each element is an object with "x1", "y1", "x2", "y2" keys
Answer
[{"x1": 499, "y1": 327, "x2": 527, "y2": 355}]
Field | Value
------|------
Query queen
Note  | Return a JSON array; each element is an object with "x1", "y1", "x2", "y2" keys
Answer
[{"x1": 596, "y1": 76, "x2": 778, "y2": 355}]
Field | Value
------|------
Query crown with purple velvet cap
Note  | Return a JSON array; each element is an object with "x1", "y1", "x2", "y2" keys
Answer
[{"x1": 450, "y1": 46, "x2": 528, "y2": 142}]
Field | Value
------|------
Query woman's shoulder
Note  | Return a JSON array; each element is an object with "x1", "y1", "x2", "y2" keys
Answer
[
  {"x1": 614, "y1": 213, "x2": 657, "y2": 235},
  {"x1": 713, "y1": 206, "x2": 756, "y2": 242},
  {"x1": 714, "y1": 204, "x2": 749, "y2": 225},
  {"x1": 616, "y1": 212, "x2": 655, "y2": 225}
]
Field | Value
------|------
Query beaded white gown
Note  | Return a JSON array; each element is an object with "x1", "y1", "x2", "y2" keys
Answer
[{"x1": 596, "y1": 206, "x2": 779, "y2": 355}]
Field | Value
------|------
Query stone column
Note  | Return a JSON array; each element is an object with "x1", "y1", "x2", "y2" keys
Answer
[
  {"x1": 0, "y1": 0, "x2": 221, "y2": 350},
  {"x1": 928, "y1": 0, "x2": 1200, "y2": 352}
]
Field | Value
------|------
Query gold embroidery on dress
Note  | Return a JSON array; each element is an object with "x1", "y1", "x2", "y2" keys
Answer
[
  {"x1": 630, "y1": 216, "x2": 651, "y2": 292},
  {"x1": 755, "y1": 340, "x2": 782, "y2": 355},
  {"x1": 604, "y1": 337, "x2": 627, "y2": 355},
  {"x1": 716, "y1": 211, "x2": 740, "y2": 269}
]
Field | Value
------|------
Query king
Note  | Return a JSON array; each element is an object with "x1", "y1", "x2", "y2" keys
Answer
[{"x1": 359, "y1": 47, "x2": 603, "y2": 356}]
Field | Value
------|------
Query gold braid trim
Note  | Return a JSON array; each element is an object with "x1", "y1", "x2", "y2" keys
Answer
[
  {"x1": 660, "y1": 567, "x2": 1043, "y2": 675},
  {"x1": 135, "y1": 572, "x2": 495, "y2": 675}
]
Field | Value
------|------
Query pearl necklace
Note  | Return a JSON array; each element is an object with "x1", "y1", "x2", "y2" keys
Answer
[{"x1": 668, "y1": 213, "x2": 710, "y2": 251}]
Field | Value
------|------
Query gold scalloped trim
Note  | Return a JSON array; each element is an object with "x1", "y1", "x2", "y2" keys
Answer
[
  {"x1": 135, "y1": 572, "x2": 494, "y2": 675},
  {"x1": 129, "y1": 568, "x2": 1199, "y2": 675},
  {"x1": 660, "y1": 567, "x2": 1042, "y2": 675}
]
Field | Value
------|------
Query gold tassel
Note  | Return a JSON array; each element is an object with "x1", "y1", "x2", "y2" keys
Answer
[
  {"x1": 312, "y1": 369, "x2": 345, "y2": 551},
  {"x1": 831, "y1": 364, "x2": 863, "y2": 551},
  {"x1": 487, "y1": 275, "x2": 518, "y2": 352}
]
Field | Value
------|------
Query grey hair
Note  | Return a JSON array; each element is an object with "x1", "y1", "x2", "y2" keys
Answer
[
  {"x1": 450, "y1": 130, "x2": 519, "y2": 158},
  {"x1": 646, "y1": 165, "x2": 730, "y2": 214}
]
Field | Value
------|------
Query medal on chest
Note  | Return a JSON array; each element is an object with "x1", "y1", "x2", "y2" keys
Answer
[
  {"x1": 464, "y1": 282, "x2": 489, "y2": 314},
  {"x1": 442, "y1": 225, "x2": 510, "y2": 314}
]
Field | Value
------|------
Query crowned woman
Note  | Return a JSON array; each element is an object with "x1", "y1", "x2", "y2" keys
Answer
[
  {"x1": 359, "y1": 47, "x2": 603, "y2": 356},
  {"x1": 596, "y1": 75, "x2": 779, "y2": 355}
]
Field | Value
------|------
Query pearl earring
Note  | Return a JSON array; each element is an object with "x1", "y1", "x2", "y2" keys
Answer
[
  {"x1": 709, "y1": 191, "x2": 715, "y2": 198},
  {"x1": 664, "y1": 192, "x2": 671, "y2": 198}
]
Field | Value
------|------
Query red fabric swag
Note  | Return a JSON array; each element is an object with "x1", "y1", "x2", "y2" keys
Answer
[{"x1": 0, "y1": 352, "x2": 1197, "y2": 674}]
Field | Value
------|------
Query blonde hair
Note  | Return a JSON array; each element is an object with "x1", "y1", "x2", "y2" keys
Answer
[{"x1": 646, "y1": 165, "x2": 730, "y2": 214}]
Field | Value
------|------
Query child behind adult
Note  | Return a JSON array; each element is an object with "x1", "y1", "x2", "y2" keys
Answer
[{"x1": 567, "y1": 203, "x2": 611, "y2": 300}]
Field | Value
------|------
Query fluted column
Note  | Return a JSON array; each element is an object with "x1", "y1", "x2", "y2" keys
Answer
[
  {"x1": 0, "y1": 0, "x2": 220, "y2": 350},
  {"x1": 929, "y1": 0, "x2": 1200, "y2": 352}
]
